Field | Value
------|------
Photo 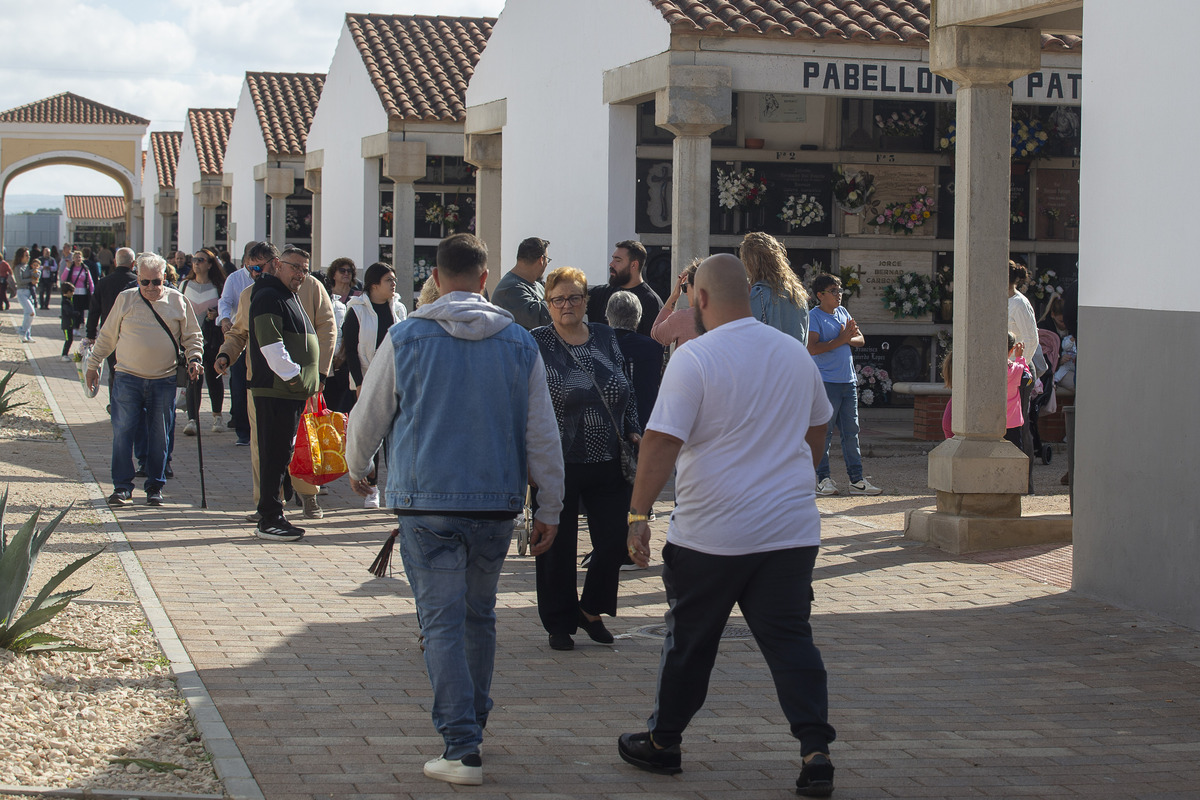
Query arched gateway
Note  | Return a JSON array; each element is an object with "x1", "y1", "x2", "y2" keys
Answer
[{"x1": 0, "y1": 92, "x2": 149, "y2": 251}]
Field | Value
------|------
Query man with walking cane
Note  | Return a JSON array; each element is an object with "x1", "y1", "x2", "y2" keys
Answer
[{"x1": 86, "y1": 253, "x2": 202, "y2": 507}]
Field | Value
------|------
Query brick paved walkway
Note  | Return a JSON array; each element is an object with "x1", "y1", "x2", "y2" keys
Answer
[{"x1": 15, "y1": 310, "x2": 1200, "y2": 800}]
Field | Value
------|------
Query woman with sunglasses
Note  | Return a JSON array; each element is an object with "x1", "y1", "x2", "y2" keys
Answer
[
  {"x1": 179, "y1": 249, "x2": 227, "y2": 434},
  {"x1": 322, "y1": 257, "x2": 361, "y2": 413},
  {"x1": 531, "y1": 266, "x2": 641, "y2": 652}
]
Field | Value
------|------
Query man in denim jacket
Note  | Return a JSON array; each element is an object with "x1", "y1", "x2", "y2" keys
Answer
[{"x1": 345, "y1": 233, "x2": 564, "y2": 788}]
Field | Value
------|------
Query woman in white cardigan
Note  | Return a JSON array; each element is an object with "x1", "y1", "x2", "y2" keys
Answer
[{"x1": 341, "y1": 262, "x2": 409, "y2": 508}]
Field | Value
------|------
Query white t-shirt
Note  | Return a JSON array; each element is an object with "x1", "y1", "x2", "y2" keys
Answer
[{"x1": 648, "y1": 317, "x2": 833, "y2": 555}]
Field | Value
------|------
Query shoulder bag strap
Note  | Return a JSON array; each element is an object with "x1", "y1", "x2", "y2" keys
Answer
[
  {"x1": 553, "y1": 328, "x2": 627, "y2": 439},
  {"x1": 139, "y1": 292, "x2": 183, "y2": 358}
]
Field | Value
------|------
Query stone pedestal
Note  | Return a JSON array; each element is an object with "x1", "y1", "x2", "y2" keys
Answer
[{"x1": 656, "y1": 65, "x2": 731, "y2": 283}]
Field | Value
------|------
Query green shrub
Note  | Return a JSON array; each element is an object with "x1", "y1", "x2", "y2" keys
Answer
[
  {"x1": 0, "y1": 367, "x2": 29, "y2": 416},
  {"x1": 0, "y1": 490, "x2": 106, "y2": 653}
]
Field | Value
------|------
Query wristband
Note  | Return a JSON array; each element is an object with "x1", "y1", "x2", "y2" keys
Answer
[{"x1": 627, "y1": 513, "x2": 650, "y2": 525}]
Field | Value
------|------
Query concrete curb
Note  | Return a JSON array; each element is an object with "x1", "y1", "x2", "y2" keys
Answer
[{"x1": 25, "y1": 346, "x2": 265, "y2": 800}]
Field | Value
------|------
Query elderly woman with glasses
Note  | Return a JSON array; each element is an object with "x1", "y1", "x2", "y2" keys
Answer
[
  {"x1": 322, "y1": 257, "x2": 361, "y2": 413},
  {"x1": 531, "y1": 266, "x2": 641, "y2": 652}
]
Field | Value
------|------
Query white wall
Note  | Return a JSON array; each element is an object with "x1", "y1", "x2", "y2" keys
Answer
[
  {"x1": 141, "y1": 150, "x2": 161, "y2": 253},
  {"x1": 466, "y1": 0, "x2": 670, "y2": 282},
  {"x1": 223, "y1": 80, "x2": 268, "y2": 258},
  {"x1": 1079, "y1": 3, "x2": 1200, "y2": 314},
  {"x1": 307, "y1": 23, "x2": 390, "y2": 270},
  {"x1": 175, "y1": 119, "x2": 202, "y2": 255}
]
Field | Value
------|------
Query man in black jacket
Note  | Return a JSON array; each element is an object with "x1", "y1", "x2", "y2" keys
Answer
[{"x1": 84, "y1": 247, "x2": 139, "y2": 401}]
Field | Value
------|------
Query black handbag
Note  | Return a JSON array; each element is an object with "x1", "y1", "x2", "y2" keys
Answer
[{"x1": 140, "y1": 293, "x2": 191, "y2": 388}]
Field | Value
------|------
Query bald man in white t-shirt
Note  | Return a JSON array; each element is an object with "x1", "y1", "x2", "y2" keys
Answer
[{"x1": 617, "y1": 253, "x2": 838, "y2": 798}]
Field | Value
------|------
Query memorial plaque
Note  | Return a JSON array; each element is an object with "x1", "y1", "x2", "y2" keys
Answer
[
  {"x1": 936, "y1": 166, "x2": 955, "y2": 239},
  {"x1": 636, "y1": 158, "x2": 673, "y2": 233},
  {"x1": 414, "y1": 192, "x2": 443, "y2": 239},
  {"x1": 846, "y1": 164, "x2": 938, "y2": 237},
  {"x1": 1011, "y1": 172, "x2": 1031, "y2": 241},
  {"x1": 839, "y1": 249, "x2": 935, "y2": 324},
  {"x1": 1034, "y1": 168, "x2": 1079, "y2": 240},
  {"x1": 758, "y1": 92, "x2": 808, "y2": 123},
  {"x1": 756, "y1": 162, "x2": 834, "y2": 236},
  {"x1": 854, "y1": 334, "x2": 933, "y2": 406}
]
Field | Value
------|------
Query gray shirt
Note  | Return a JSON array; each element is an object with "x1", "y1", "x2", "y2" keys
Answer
[{"x1": 492, "y1": 270, "x2": 550, "y2": 330}]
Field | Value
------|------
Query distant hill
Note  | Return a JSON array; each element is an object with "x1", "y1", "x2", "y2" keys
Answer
[{"x1": 4, "y1": 194, "x2": 64, "y2": 214}]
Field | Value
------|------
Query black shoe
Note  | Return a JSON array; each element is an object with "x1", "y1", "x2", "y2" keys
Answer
[
  {"x1": 235, "y1": 437, "x2": 250, "y2": 447},
  {"x1": 146, "y1": 489, "x2": 164, "y2": 506},
  {"x1": 580, "y1": 550, "x2": 593, "y2": 567},
  {"x1": 548, "y1": 633, "x2": 574, "y2": 651},
  {"x1": 134, "y1": 466, "x2": 147, "y2": 478},
  {"x1": 255, "y1": 518, "x2": 305, "y2": 542},
  {"x1": 795, "y1": 753, "x2": 834, "y2": 797},
  {"x1": 164, "y1": 464, "x2": 174, "y2": 479},
  {"x1": 107, "y1": 489, "x2": 132, "y2": 506},
  {"x1": 618, "y1": 732, "x2": 681, "y2": 775},
  {"x1": 578, "y1": 608, "x2": 614, "y2": 644}
]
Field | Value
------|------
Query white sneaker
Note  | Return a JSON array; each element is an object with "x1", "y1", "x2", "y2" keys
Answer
[
  {"x1": 363, "y1": 487, "x2": 380, "y2": 509},
  {"x1": 423, "y1": 754, "x2": 482, "y2": 786},
  {"x1": 620, "y1": 562, "x2": 648, "y2": 571},
  {"x1": 183, "y1": 419, "x2": 198, "y2": 437},
  {"x1": 848, "y1": 477, "x2": 883, "y2": 495},
  {"x1": 211, "y1": 413, "x2": 226, "y2": 433},
  {"x1": 60, "y1": 354, "x2": 72, "y2": 361},
  {"x1": 816, "y1": 477, "x2": 838, "y2": 496}
]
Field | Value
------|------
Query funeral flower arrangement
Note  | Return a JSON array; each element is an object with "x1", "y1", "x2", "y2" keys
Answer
[
  {"x1": 1031, "y1": 269, "x2": 1064, "y2": 301},
  {"x1": 873, "y1": 186, "x2": 935, "y2": 234},
  {"x1": 716, "y1": 167, "x2": 767, "y2": 210},
  {"x1": 1011, "y1": 117, "x2": 1050, "y2": 160},
  {"x1": 839, "y1": 266, "x2": 862, "y2": 303},
  {"x1": 832, "y1": 166, "x2": 876, "y2": 212},
  {"x1": 936, "y1": 122, "x2": 956, "y2": 152},
  {"x1": 778, "y1": 195, "x2": 825, "y2": 230},
  {"x1": 875, "y1": 108, "x2": 927, "y2": 137},
  {"x1": 881, "y1": 271, "x2": 938, "y2": 318},
  {"x1": 855, "y1": 364, "x2": 893, "y2": 407}
]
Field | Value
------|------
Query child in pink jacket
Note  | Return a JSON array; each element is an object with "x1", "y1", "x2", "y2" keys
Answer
[{"x1": 1004, "y1": 332, "x2": 1033, "y2": 448}]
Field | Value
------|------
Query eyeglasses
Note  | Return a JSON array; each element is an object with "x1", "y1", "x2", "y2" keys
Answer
[
  {"x1": 279, "y1": 260, "x2": 309, "y2": 274},
  {"x1": 139, "y1": 279, "x2": 164, "y2": 286},
  {"x1": 548, "y1": 294, "x2": 585, "y2": 308},
  {"x1": 193, "y1": 256, "x2": 209, "y2": 264},
  {"x1": 336, "y1": 266, "x2": 354, "y2": 275}
]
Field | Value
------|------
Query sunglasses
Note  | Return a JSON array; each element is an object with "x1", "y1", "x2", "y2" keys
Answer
[{"x1": 139, "y1": 279, "x2": 164, "y2": 286}]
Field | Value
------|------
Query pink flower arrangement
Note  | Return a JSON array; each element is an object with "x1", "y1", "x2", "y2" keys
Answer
[{"x1": 874, "y1": 186, "x2": 935, "y2": 235}]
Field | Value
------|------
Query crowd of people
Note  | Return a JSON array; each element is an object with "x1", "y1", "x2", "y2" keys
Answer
[{"x1": 9, "y1": 226, "x2": 1086, "y2": 796}]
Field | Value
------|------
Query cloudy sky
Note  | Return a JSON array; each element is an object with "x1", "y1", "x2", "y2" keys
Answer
[{"x1": 0, "y1": 0, "x2": 506, "y2": 201}]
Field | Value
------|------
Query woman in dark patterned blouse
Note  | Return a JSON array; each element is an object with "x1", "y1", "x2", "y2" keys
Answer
[{"x1": 532, "y1": 266, "x2": 641, "y2": 652}]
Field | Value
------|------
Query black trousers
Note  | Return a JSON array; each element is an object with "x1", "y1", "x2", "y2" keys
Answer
[
  {"x1": 648, "y1": 543, "x2": 836, "y2": 756},
  {"x1": 535, "y1": 458, "x2": 631, "y2": 633},
  {"x1": 254, "y1": 395, "x2": 305, "y2": 523},
  {"x1": 187, "y1": 333, "x2": 225, "y2": 419},
  {"x1": 38, "y1": 277, "x2": 54, "y2": 309}
]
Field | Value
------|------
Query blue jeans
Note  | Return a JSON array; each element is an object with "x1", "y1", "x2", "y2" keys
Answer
[
  {"x1": 817, "y1": 381, "x2": 863, "y2": 483},
  {"x1": 17, "y1": 288, "x2": 36, "y2": 338},
  {"x1": 398, "y1": 514, "x2": 513, "y2": 760},
  {"x1": 111, "y1": 372, "x2": 176, "y2": 492}
]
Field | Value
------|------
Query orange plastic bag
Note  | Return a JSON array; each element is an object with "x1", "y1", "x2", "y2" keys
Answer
[{"x1": 289, "y1": 395, "x2": 348, "y2": 486}]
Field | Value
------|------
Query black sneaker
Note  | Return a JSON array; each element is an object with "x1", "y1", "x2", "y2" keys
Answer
[
  {"x1": 164, "y1": 464, "x2": 174, "y2": 479},
  {"x1": 146, "y1": 488, "x2": 164, "y2": 506},
  {"x1": 618, "y1": 731, "x2": 681, "y2": 775},
  {"x1": 107, "y1": 489, "x2": 132, "y2": 506},
  {"x1": 548, "y1": 633, "x2": 574, "y2": 651},
  {"x1": 255, "y1": 519, "x2": 305, "y2": 542},
  {"x1": 795, "y1": 753, "x2": 835, "y2": 797},
  {"x1": 134, "y1": 466, "x2": 147, "y2": 478}
]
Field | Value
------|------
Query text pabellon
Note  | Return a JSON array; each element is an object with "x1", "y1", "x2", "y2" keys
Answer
[{"x1": 800, "y1": 61, "x2": 1081, "y2": 105}]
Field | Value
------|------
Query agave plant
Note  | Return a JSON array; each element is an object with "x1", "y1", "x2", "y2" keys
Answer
[
  {"x1": 0, "y1": 367, "x2": 28, "y2": 415},
  {"x1": 0, "y1": 490, "x2": 106, "y2": 653}
]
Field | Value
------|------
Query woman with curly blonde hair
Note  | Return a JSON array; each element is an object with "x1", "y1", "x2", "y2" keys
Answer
[{"x1": 740, "y1": 232, "x2": 810, "y2": 343}]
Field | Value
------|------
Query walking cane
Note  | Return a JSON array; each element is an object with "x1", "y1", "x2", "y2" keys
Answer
[{"x1": 187, "y1": 373, "x2": 208, "y2": 509}]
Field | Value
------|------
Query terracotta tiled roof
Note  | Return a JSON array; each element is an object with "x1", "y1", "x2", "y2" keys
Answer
[
  {"x1": 0, "y1": 91, "x2": 149, "y2": 125},
  {"x1": 149, "y1": 131, "x2": 182, "y2": 189},
  {"x1": 244, "y1": 72, "x2": 325, "y2": 156},
  {"x1": 187, "y1": 108, "x2": 235, "y2": 175},
  {"x1": 65, "y1": 195, "x2": 127, "y2": 221},
  {"x1": 346, "y1": 14, "x2": 495, "y2": 122},
  {"x1": 648, "y1": 1, "x2": 1080, "y2": 50}
]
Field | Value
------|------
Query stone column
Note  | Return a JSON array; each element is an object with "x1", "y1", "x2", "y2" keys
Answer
[
  {"x1": 655, "y1": 66, "x2": 732, "y2": 284},
  {"x1": 304, "y1": 153, "x2": 323, "y2": 269},
  {"x1": 197, "y1": 183, "x2": 223, "y2": 250},
  {"x1": 388, "y1": 149, "x2": 426, "y2": 309},
  {"x1": 466, "y1": 133, "x2": 502, "y2": 294},
  {"x1": 906, "y1": 25, "x2": 1070, "y2": 552},
  {"x1": 157, "y1": 193, "x2": 177, "y2": 256},
  {"x1": 263, "y1": 167, "x2": 294, "y2": 247}
]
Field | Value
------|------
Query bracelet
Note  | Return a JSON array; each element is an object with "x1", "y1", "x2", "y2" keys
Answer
[{"x1": 627, "y1": 513, "x2": 650, "y2": 525}]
